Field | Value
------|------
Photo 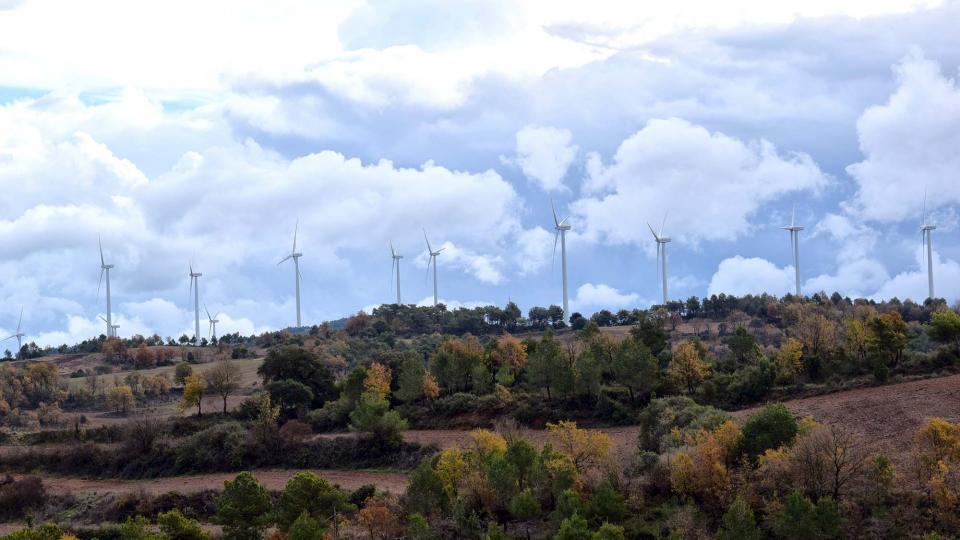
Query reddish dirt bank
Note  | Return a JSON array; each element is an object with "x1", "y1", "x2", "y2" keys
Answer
[{"x1": 31, "y1": 469, "x2": 409, "y2": 497}]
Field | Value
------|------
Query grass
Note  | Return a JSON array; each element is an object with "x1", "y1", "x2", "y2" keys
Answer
[{"x1": 66, "y1": 356, "x2": 265, "y2": 391}]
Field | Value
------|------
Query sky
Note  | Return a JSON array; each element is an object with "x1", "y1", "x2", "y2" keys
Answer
[{"x1": 1, "y1": 0, "x2": 960, "y2": 347}]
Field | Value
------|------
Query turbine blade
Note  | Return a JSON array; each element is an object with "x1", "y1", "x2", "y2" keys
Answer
[
  {"x1": 647, "y1": 222, "x2": 658, "y2": 240},
  {"x1": 790, "y1": 205, "x2": 795, "y2": 228},
  {"x1": 99, "y1": 235, "x2": 105, "y2": 266},
  {"x1": 293, "y1": 220, "x2": 299, "y2": 253},
  {"x1": 436, "y1": 247, "x2": 446, "y2": 253},
  {"x1": 277, "y1": 254, "x2": 293, "y2": 265},
  {"x1": 551, "y1": 198, "x2": 560, "y2": 227},
  {"x1": 390, "y1": 241, "x2": 396, "y2": 258},
  {"x1": 205, "y1": 304, "x2": 211, "y2": 320},
  {"x1": 17, "y1": 307, "x2": 22, "y2": 334},
  {"x1": 552, "y1": 230, "x2": 559, "y2": 272},
  {"x1": 97, "y1": 267, "x2": 104, "y2": 299},
  {"x1": 660, "y1": 211, "x2": 668, "y2": 237},
  {"x1": 425, "y1": 255, "x2": 432, "y2": 283},
  {"x1": 99, "y1": 315, "x2": 107, "y2": 323},
  {"x1": 423, "y1": 229, "x2": 432, "y2": 253}
]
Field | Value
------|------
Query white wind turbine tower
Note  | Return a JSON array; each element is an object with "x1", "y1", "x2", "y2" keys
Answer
[
  {"x1": 189, "y1": 264, "x2": 202, "y2": 344},
  {"x1": 205, "y1": 305, "x2": 220, "y2": 341},
  {"x1": 278, "y1": 222, "x2": 303, "y2": 327},
  {"x1": 99, "y1": 316, "x2": 120, "y2": 339},
  {"x1": 551, "y1": 200, "x2": 571, "y2": 320},
  {"x1": 647, "y1": 214, "x2": 671, "y2": 305},
  {"x1": 781, "y1": 206, "x2": 804, "y2": 297},
  {"x1": 423, "y1": 230, "x2": 445, "y2": 307},
  {"x1": 4, "y1": 307, "x2": 26, "y2": 358},
  {"x1": 391, "y1": 242, "x2": 403, "y2": 304},
  {"x1": 97, "y1": 236, "x2": 115, "y2": 337},
  {"x1": 921, "y1": 193, "x2": 937, "y2": 299}
]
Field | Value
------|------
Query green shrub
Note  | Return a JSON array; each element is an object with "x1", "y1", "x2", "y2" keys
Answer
[
  {"x1": 556, "y1": 513, "x2": 592, "y2": 540},
  {"x1": 286, "y1": 512, "x2": 326, "y2": 540},
  {"x1": 742, "y1": 403, "x2": 798, "y2": 457},
  {"x1": 157, "y1": 509, "x2": 210, "y2": 540},
  {"x1": 638, "y1": 396, "x2": 731, "y2": 452},
  {"x1": 216, "y1": 472, "x2": 272, "y2": 540},
  {"x1": 587, "y1": 481, "x2": 626, "y2": 524},
  {"x1": 277, "y1": 472, "x2": 354, "y2": 532},
  {"x1": 716, "y1": 497, "x2": 761, "y2": 540},
  {"x1": 772, "y1": 492, "x2": 840, "y2": 539}
]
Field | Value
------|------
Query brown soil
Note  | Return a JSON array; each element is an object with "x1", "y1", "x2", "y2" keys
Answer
[
  {"x1": 29, "y1": 468, "x2": 408, "y2": 497},
  {"x1": 733, "y1": 373, "x2": 960, "y2": 465}
]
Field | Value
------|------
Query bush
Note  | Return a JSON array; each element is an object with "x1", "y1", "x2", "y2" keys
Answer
[
  {"x1": 716, "y1": 497, "x2": 761, "y2": 540},
  {"x1": 157, "y1": 509, "x2": 211, "y2": 540},
  {"x1": 305, "y1": 398, "x2": 351, "y2": 432},
  {"x1": 772, "y1": 492, "x2": 840, "y2": 539},
  {"x1": 277, "y1": 472, "x2": 354, "y2": 532},
  {"x1": 0, "y1": 475, "x2": 46, "y2": 520},
  {"x1": 217, "y1": 472, "x2": 272, "y2": 540},
  {"x1": 350, "y1": 484, "x2": 377, "y2": 507},
  {"x1": 174, "y1": 422, "x2": 246, "y2": 473},
  {"x1": 638, "y1": 396, "x2": 731, "y2": 453},
  {"x1": 742, "y1": 403, "x2": 798, "y2": 458}
]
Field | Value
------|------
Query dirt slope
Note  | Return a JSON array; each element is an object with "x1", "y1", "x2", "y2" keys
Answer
[
  {"x1": 734, "y1": 373, "x2": 960, "y2": 464},
  {"x1": 29, "y1": 468, "x2": 408, "y2": 497}
]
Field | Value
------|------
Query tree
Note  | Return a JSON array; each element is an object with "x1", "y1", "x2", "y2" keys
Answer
[
  {"x1": 742, "y1": 403, "x2": 798, "y2": 458},
  {"x1": 586, "y1": 480, "x2": 626, "y2": 524},
  {"x1": 509, "y1": 488, "x2": 540, "y2": 540},
  {"x1": 107, "y1": 385, "x2": 135, "y2": 414},
  {"x1": 726, "y1": 326, "x2": 760, "y2": 364},
  {"x1": 668, "y1": 341, "x2": 710, "y2": 394},
  {"x1": 610, "y1": 337, "x2": 657, "y2": 403},
  {"x1": 928, "y1": 309, "x2": 960, "y2": 351},
  {"x1": 594, "y1": 523, "x2": 625, "y2": 540},
  {"x1": 716, "y1": 497, "x2": 761, "y2": 540},
  {"x1": 286, "y1": 512, "x2": 326, "y2": 540},
  {"x1": 349, "y1": 391, "x2": 408, "y2": 445},
  {"x1": 357, "y1": 495, "x2": 402, "y2": 539},
  {"x1": 772, "y1": 491, "x2": 840, "y2": 540},
  {"x1": 204, "y1": 361, "x2": 242, "y2": 414},
  {"x1": 277, "y1": 472, "x2": 354, "y2": 532},
  {"x1": 174, "y1": 362, "x2": 193, "y2": 385},
  {"x1": 265, "y1": 379, "x2": 314, "y2": 416},
  {"x1": 134, "y1": 344, "x2": 155, "y2": 369},
  {"x1": 546, "y1": 420, "x2": 613, "y2": 473},
  {"x1": 396, "y1": 358, "x2": 427, "y2": 403},
  {"x1": 157, "y1": 509, "x2": 211, "y2": 540},
  {"x1": 790, "y1": 425, "x2": 865, "y2": 500},
  {"x1": 555, "y1": 513, "x2": 592, "y2": 540},
  {"x1": 867, "y1": 311, "x2": 908, "y2": 370},
  {"x1": 364, "y1": 362, "x2": 392, "y2": 399},
  {"x1": 775, "y1": 337, "x2": 805, "y2": 384},
  {"x1": 525, "y1": 332, "x2": 564, "y2": 399},
  {"x1": 258, "y1": 346, "x2": 336, "y2": 408},
  {"x1": 216, "y1": 471, "x2": 272, "y2": 540},
  {"x1": 179, "y1": 374, "x2": 206, "y2": 417}
]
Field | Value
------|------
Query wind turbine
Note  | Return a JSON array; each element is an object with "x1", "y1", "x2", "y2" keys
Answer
[
  {"x1": 278, "y1": 222, "x2": 303, "y2": 327},
  {"x1": 551, "y1": 199, "x2": 571, "y2": 320},
  {"x1": 921, "y1": 193, "x2": 937, "y2": 299},
  {"x1": 98, "y1": 316, "x2": 120, "y2": 339},
  {"x1": 205, "y1": 305, "x2": 220, "y2": 341},
  {"x1": 4, "y1": 307, "x2": 25, "y2": 358},
  {"x1": 647, "y1": 214, "x2": 671, "y2": 305},
  {"x1": 391, "y1": 242, "x2": 403, "y2": 304},
  {"x1": 97, "y1": 236, "x2": 114, "y2": 337},
  {"x1": 781, "y1": 206, "x2": 804, "y2": 297},
  {"x1": 423, "y1": 230, "x2": 445, "y2": 307},
  {"x1": 189, "y1": 264, "x2": 202, "y2": 344}
]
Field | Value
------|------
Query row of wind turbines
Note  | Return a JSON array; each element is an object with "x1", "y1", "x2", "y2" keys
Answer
[{"x1": 2, "y1": 199, "x2": 942, "y2": 353}]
